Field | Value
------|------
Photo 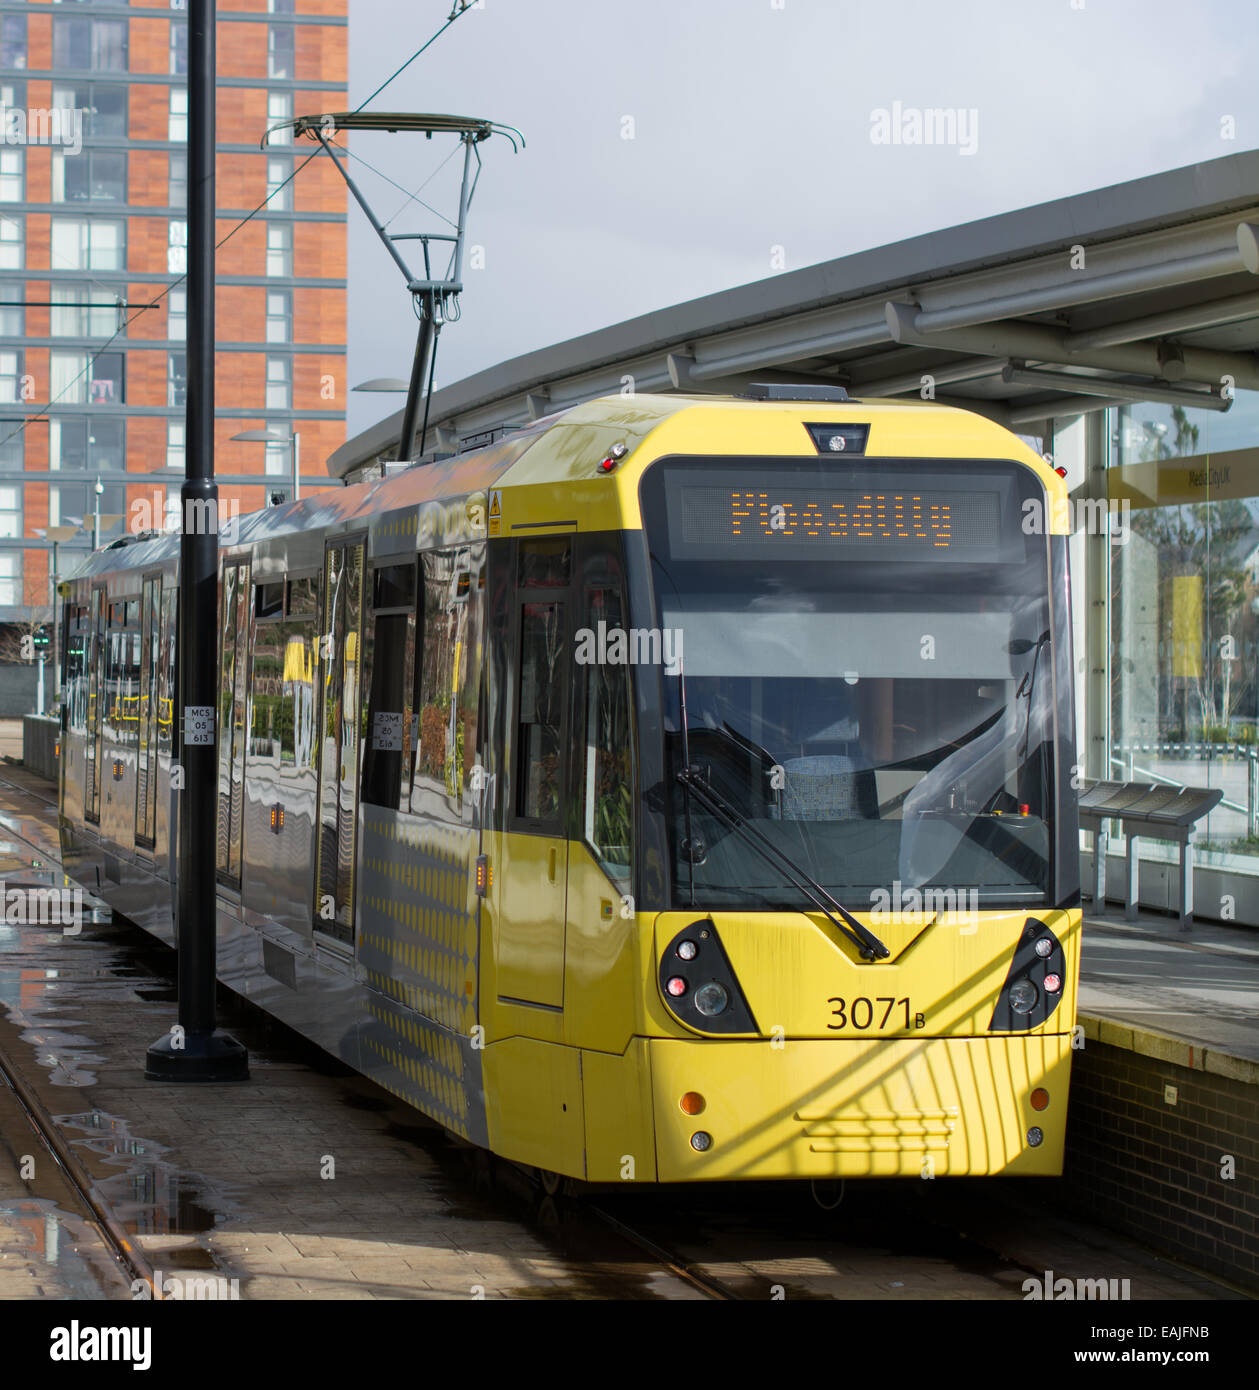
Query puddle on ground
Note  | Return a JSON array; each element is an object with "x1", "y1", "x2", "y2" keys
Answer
[
  {"x1": 0, "y1": 907, "x2": 243, "y2": 1291},
  {"x1": 55, "y1": 1108, "x2": 233, "y2": 1237},
  {"x1": 0, "y1": 1196, "x2": 130, "y2": 1299}
]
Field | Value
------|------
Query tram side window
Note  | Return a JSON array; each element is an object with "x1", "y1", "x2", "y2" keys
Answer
[
  {"x1": 156, "y1": 585, "x2": 176, "y2": 759},
  {"x1": 63, "y1": 603, "x2": 87, "y2": 734},
  {"x1": 361, "y1": 561, "x2": 417, "y2": 811},
  {"x1": 250, "y1": 582, "x2": 284, "y2": 760},
  {"x1": 517, "y1": 601, "x2": 566, "y2": 825},
  {"x1": 278, "y1": 573, "x2": 318, "y2": 773},
  {"x1": 583, "y1": 585, "x2": 633, "y2": 890},
  {"x1": 105, "y1": 602, "x2": 140, "y2": 746},
  {"x1": 250, "y1": 575, "x2": 316, "y2": 771},
  {"x1": 412, "y1": 551, "x2": 472, "y2": 817}
]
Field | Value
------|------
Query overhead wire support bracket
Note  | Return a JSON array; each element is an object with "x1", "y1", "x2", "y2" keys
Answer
[{"x1": 269, "y1": 111, "x2": 524, "y2": 463}]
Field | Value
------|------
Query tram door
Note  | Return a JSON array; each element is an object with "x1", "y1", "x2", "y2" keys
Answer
[
  {"x1": 492, "y1": 539, "x2": 571, "y2": 1009},
  {"x1": 134, "y1": 575, "x2": 161, "y2": 850},
  {"x1": 215, "y1": 560, "x2": 251, "y2": 887},
  {"x1": 85, "y1": 586, "x2": 105, "y2": 825},
  {"x1": 314, "y1": 539, "x2": 365, "y2": 946}
]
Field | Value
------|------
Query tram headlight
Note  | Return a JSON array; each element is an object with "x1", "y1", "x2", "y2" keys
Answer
[
  {"x1": 1034, "y1": 936, "x2": 1054, "y2": 957},
  {"x1": 694, "y1": 982, "x2": 730, "y2": 1017},
  {"x1": 659, "y1": 922, "x2": 755, "y2": 1034},
  {"x1": 1008, "y1": 979, "x2": 1038, "y2": 1014}
]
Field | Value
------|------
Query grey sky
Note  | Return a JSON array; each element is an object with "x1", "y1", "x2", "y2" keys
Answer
[{"x1": 341, "y1": 0, "x2": 1259, "y2": 438}]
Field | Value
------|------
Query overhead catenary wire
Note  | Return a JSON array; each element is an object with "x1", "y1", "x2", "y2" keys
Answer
[{"x1": 0, "y1": 0, "x2": 477, "y2": 464}]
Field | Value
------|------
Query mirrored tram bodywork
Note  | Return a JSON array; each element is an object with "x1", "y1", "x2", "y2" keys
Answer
[{"x1": 57, "y1": 394, "x2": 1080, "y2": 1182}]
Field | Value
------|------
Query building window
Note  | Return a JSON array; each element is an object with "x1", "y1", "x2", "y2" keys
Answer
[
  {"x1": 0, "y1": 553, "x2": 21, "y2": 606},
  {"x1": 267, "y1": 92, "x2": 292, "y2": 145},
  {"x1": 48, "y1": 419, "x2": 125, "y2": 476},
  {"x1": 0, "y1": 284, "x2": 22, "y2": 337},
  {"x1": 268, "y1": 0, "x2": 297, "y2": 12},
  {"x1": 0, "y1": 488, "x2": 21, "y2": 540},
  {"x1": 266, "y1": 157, "x2": 291, "y2": 211},
  {"x1": 51, "y1": 217, "x2": 125, "y2": 272},
  {"x1": 0, "y1": 151, "x2": 22, "y2": 203},
  {"x1": 89, "y1": 352, "x2": 124, "y2": 405},
  {"x1": 0, "y1": 428, "x2": 21, "y2": 471},
  {"x1": 0, "y1": 81, "x2": 24, "y2": 111},
  {"x1": 169, "y1": 152, "x2": 186, "y2": 208},
  {"x1": 0, "y1": 17, "x2": 27, "y2": 71},
  {"x1": 267, "y1": 26, "x2": 294, "y2": 79},
  {"x1": 53, "y1": 149, "x2": 127, "y2": 203},
  {"x1": 170, "y1": 21, "x2": 187, "y2": 76},
  {"x1": 265, "y1": 356, "x2": 290, "y2": 410},
  {"x1": 169, "y1": 88, "x2": 187, "y2": 143},
  {"x1": 89, "y1": 418, "x2": 124, "y2": 472},
  {"x1": 0, "y1": 216, "x2": 21, "y2": 270},
  {"x1": 52, "y1": 82, "x2": 127, "y2": 139},
  {"x1": 167, "y1": 219, "x2": 186, "y2": 275},
  {"x1": 50, "y1": 284, "x2": 123, "y2": 338},
  {"x1": 168, "y1": 352, "x2": 186, "y2": 407},
  {"x1": 166, "y1": 420, "x2": 185, "y2": 473},
  {"x1": 52, "y1": 19, "x2": 128, "y2": 73},
  {"x1": 265, "y1": 290, "x2": 291, "y2": 344},
  {"x1": 0, "y1": 349, "x2": 22, "y2": 405},
  {"x1": 48, "y1": 419, "x2": 124, "y2": 475},
  {"x1": 265, "y1": 223, "x2": 291, "y2": 277},
  {"x1": 168, "y1": 287, "x2": 186, "y2": 341},
  {"x1": 264, "y1": 439, "x2": 288, "y2": 475},
  {"x1": 51, "y1": 479, "x2": 124, "y2": 529},
  {"x1": 50, "y1": 418, "x2": 87, "y2": 472},
  {"x1": 49, "y1": 350, "x2": 125, "y2": 406}
]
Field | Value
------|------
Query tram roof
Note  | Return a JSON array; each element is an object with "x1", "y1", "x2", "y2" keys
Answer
[
  {"x1": 331, "y1": 149, "x2": 1259, "y2": 483},
  {"x1": 65, "y1": 391, "x2": 1056, "y2": 585}
]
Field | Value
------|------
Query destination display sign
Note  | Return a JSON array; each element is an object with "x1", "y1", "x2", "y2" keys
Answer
[{"x1": 665, "y1": 477, "x2": 1005, "y2": 560}]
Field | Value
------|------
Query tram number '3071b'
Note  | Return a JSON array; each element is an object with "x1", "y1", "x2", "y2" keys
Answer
[{"x1": 826, "y1": 997, "x2": 925, "y2": 1030}]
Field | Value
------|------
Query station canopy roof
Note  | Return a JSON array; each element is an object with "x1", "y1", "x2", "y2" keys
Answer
[{"x1": 330, "y1": 149, "x2": 1259, "y2": 481}]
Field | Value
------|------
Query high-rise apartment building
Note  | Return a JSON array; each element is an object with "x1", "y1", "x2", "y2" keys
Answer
[{"x1": 0, "y1": 0, "x2": 348, "y2": 624}]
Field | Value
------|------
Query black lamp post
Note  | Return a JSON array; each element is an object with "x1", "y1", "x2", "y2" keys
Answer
[{"x1": 146, "y1": 0, "x2": 247, "y2": 1083}]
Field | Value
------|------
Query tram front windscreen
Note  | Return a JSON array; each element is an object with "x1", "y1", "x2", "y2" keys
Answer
[{"x1": 639, "y1": 455, "x2": 1065, "y2": 912}]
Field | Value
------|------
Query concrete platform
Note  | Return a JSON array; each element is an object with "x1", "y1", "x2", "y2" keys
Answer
[{"x1": 1081, "y1": 908, "x2": 1259, "y2": 1066}]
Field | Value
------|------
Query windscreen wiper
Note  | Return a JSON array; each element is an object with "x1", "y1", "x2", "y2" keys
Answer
[
  {"x1": 676, "y1": 767, "x2": 891, "y2": 961},
  {"x1": 1012, "y1": 629, "x2": 1051, "y2": 758}
]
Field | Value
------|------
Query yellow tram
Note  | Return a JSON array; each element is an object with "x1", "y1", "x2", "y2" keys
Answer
[{"x1": 58, "y1": 387, "x2": 1080, "y2": 1182}]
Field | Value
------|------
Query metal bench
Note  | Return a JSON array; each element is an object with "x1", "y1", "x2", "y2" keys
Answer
[{"x1": 1079, "y1": 779, "x2": 1222, "y2": 929}]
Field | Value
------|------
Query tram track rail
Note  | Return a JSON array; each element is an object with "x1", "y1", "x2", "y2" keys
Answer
[
  {"x1": 585, "y1": 1201, "x2": 742, "y2": 1300},
  {"x1": 0, "y1": 1035, "x2": 161, "y2": 1299}
]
